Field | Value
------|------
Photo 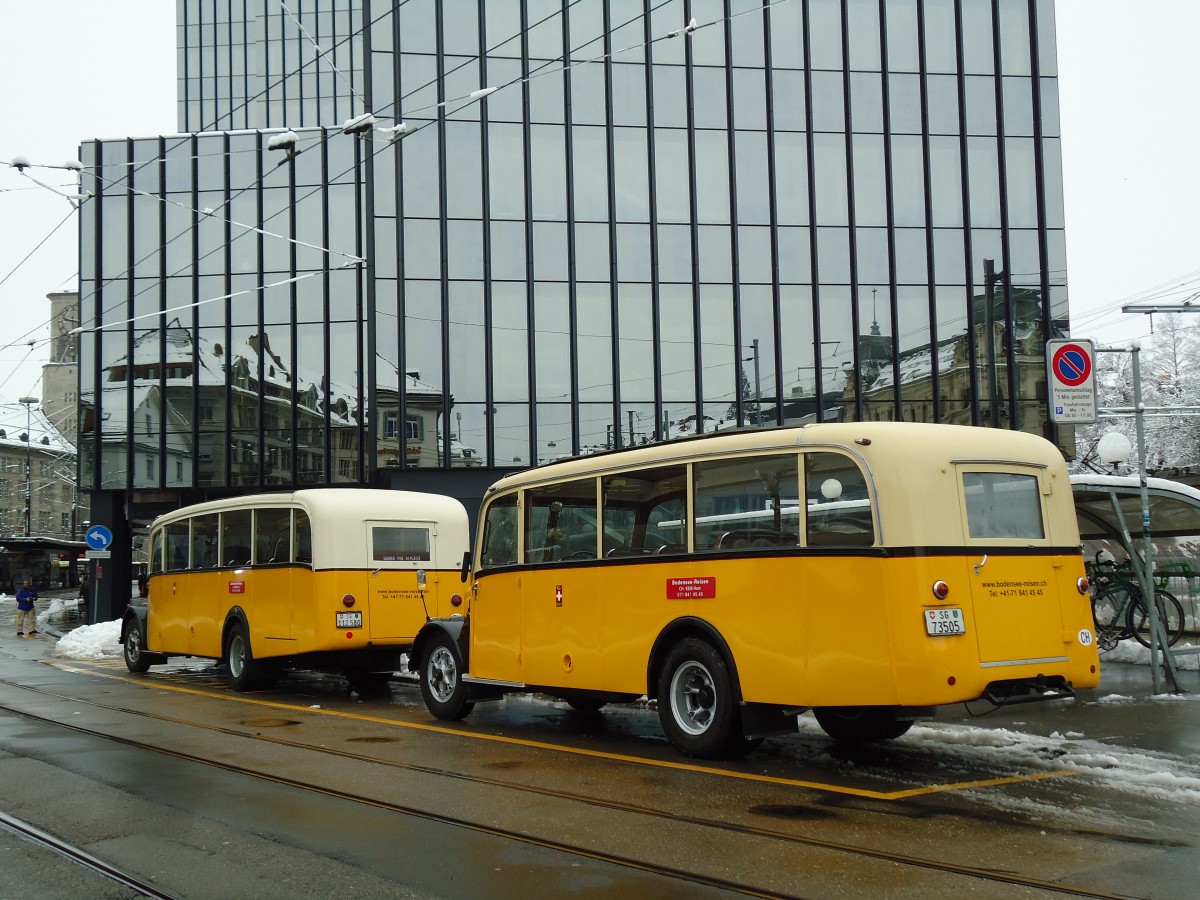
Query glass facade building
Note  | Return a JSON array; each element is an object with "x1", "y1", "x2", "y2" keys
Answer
[{"x1": 79, "y1": 0, "x2": 1069, "y2": 524}]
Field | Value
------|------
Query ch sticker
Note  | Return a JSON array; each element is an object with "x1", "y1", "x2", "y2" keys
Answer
[{"x1": 555, "y1": 585, "x2": 563, "y2": 607}]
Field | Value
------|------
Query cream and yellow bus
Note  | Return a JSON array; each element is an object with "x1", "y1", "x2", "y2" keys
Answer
[
  {"x1": 121, "y1": 489, "x2": 471, "y2": 691},
  {"x1": 410, "y1": 422, "x2": 1100, "y2": 757}
]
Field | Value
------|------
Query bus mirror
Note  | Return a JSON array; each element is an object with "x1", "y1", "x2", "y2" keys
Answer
[
  {"x1": 460, "y1": 551, "x2": 472, "y2": 583},
  {"x1": 416, "y1": 569, "x2": 427, "y2": 592}
]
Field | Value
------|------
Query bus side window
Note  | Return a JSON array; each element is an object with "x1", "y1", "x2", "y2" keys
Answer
[
  {"x1": 221, "y1": 508, "x2": 253, "y2": 567},
  {"x1": 526, "y1": 478, "x2": 598, "y2": 563},
  {"x1": 693, "y1": 454, "x2": 800, "y2": 551},
  {"x1": 254, "y1": 507, "x2": 292, "y2": 563},
  {"x1": 295, "y1": 511, "x2": 313, "y2": 565},
  {"x1": 166, "y1": 521, "x2": 190, "y2": 571},
  {"x1": 192, "y1": 514, "x2": 220, "y2": 568},
  {"x1": 602, "y1": 465, "x2": 686, "y2": 555},
  {"x1": 804, "y1": 452, "x2": 874, "y2": 546},
  {"x1": 481, "y1": 495, "x2": 518, "y2": 569}
]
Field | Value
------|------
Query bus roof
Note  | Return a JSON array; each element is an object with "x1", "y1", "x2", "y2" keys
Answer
[
  {"x1": 485, "y1": 422, "x2": 1066, "y2": 494},
  {"x1": 149, "y1": 488, "x2": 469, "y2": 529}
]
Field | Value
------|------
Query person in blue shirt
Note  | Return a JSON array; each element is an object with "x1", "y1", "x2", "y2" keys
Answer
[{"x1": 15, "y1": 578, "x2": 38, "y2": 637}]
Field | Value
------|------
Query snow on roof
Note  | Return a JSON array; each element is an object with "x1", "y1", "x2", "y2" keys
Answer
[{"x1": 0, "y1": 401, "x2": 75, "y2": 455}]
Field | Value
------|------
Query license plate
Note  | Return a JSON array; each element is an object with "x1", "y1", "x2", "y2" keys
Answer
[
  {"x1": 336, "y1": 611, "x2": 362, "y2": 628},
  {"x1": 924, "y1": 608, "x2": 965, "y2": 636}
]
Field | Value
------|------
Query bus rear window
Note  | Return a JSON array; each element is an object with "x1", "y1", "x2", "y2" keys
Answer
[
  {"x1": 372, "y1": 526, "x2": 430, "y2": 562},
  {"x1": 963, "y1": 472, "x2": 1045, "y2": 539}
]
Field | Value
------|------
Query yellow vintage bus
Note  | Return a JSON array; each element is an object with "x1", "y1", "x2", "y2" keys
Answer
[
  {"x1": 411, "y1": 422, "x2": 1100, "y2": 757},
  {"x1": 121, "y1": 489, "x2": 471, "y2": 691}
]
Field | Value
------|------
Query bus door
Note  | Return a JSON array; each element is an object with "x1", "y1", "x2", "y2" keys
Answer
[
  {"x1": 366, "y1": 520, "x2": 438, "y2": 640},
  {"x1": 955, "y1": 467, "x2": 1068, "y2": 666},
  {"x1": 519, "y1": 481, "x2": 604, "y2": 689},
  {"x1": 469, "y1": 495, "x2": 524, "y2": 684}
]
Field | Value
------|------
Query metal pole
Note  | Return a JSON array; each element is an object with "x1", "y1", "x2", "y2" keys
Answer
[
  {"x1": 752, "y1": 338, "x2": 762, "y2": 426},
  {"x1": 1130, "y1": 345, "x2": 1177, "y2": 693},
  {"x1": 19, "y1": 397, "x2": 37, "y2": 537}
]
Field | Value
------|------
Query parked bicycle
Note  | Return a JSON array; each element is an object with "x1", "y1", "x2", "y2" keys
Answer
[{"x1": 1087, "y1": 553, "x2": 1186, "y2": 651}]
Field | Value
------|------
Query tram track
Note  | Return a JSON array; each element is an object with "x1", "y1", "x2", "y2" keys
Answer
[
  {"x1": 0, "y1": 809, "x2": 180, "y2": 899},
  {"x1": 0, "y1": 677, "x2": 1134, "y2": 900}
]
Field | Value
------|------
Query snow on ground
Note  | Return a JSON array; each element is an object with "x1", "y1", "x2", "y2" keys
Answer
[{"x1": 53, "y1": 619, "x2": 123, "y2": 660}]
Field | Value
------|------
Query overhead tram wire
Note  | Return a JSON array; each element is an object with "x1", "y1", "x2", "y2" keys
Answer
[
  {"x1": 70, "y1": 0, "x2": 620, "y2": 335},
  {"x1": 72, "y1": 0, "x2": 732, "y2": 337}
]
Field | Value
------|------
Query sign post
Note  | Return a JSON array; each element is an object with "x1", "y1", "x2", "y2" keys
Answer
[{"x1": 1046, "y1": 339, "x2": 1098, "y2": 425}]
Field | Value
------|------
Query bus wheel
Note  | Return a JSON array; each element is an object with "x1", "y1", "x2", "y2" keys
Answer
[
  {"x1": 813, "y1": 706, "x2": 913, "y2": 744},
  {"x1": 224, "y1": 621, "x2": 264, "y2": 692},
  {"x1": 123, "y1": 621, "x2": 152, "y2": 674},
  {"x1": 419, "y1": 633, "x2": 475, "y2": 721},
  {"x1": 657, "y1": 638, "x2": 739, "y2": 758}
]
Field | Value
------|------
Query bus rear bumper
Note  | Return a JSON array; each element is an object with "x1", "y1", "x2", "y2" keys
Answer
[{"x1": 982, "y1": 674, "x2": 1074, "y2": 706}]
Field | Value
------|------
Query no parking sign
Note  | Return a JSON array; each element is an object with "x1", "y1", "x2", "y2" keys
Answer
[{"x1": 1046, "y1": 339, "x2": 1097, "y2": 424}]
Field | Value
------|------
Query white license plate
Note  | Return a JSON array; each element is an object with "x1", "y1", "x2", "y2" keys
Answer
[
  {"x1": 924, "y1": 608, "x2": 965, "y2": 636},
  {"x1": 336, "y1": 611, "x2": 362, "y2": 628}
]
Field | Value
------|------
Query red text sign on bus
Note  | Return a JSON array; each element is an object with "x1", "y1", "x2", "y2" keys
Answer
[{"x1": 667, "y1": 577, "x2": 716, "y2": 599}]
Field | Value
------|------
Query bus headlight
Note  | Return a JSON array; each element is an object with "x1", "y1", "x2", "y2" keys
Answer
[
  {"x1": 342, "y1": 593, "x2": 356, "y2": 608},
  {"x1": 931, "y1": 580, "x2": 950, "y2": 600}
]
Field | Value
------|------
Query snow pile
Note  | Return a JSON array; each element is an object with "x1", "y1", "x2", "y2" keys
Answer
[{"x1": 53, "y1": 619, "x2": 123, "y2": 660}]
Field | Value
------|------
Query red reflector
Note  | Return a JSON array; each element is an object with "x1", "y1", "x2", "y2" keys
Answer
[
  {"x1": 931, "y1": 580, "x2": 950, "y2": 600},
  {"x1": 1077, "y1": 577, "x2": 1089, "y2": 595},
  {"x1": 450, "y1": 593, "x2": 463, "y2": 607},
  {"x1": 947, "y1": 675, "x2": 956, "y2": 686},
  {"x1": 342, "y1": 594, "x2": 355, "y2": 608},
  {"x1": 347, "y1": 632, "x2": 354, "y2": 639}
]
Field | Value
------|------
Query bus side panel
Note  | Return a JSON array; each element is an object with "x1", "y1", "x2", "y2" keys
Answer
[
  {"x1": 146, "y1": 574, "x2": 189, "y2": 655},
  {"x1": 187, "y1": 570, "x2": 227, "y2": 658},
  {"x1": 295, "y1": 570, "x2": 368, "y2": 651},
  {"x1": 521, "y1": 566, "x2": 603, "y2": 690},
  {"x1": 774, "y1": 554, "x2": 898, "y2": 707}
]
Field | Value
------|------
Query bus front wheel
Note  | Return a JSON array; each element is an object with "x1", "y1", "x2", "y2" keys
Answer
[
  {"x1": 657, "y1": 638, "x2": 740, "y2": 758},
  {"x1": 419, "y1": 633, "x2": 475, "y2": 720},
  {"x1": 123, "y1": 621, "x2": 152, "y2": 674},
  {"x1": 813, "y1": 706, "x2": 913, "y2": 744}
]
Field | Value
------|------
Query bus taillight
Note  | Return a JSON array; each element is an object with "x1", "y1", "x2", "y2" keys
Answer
[
  {"x1": 931, "y1": 580, "x2": 950, "y2": 600},
  {"x1": 450, "y1": 593, "x2": 463, "y2": 607},
  {"x1": 342, "y1": 593, "x2": 356, "y2": 607},
  {"x1": 1076, "y1": 577, "x2": 1089, "y2": 594}
]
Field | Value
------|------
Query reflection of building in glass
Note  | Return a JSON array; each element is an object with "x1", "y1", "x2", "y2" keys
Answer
[{"x1": 78, "y1": 0, "x2": 1071, "y2": 526}]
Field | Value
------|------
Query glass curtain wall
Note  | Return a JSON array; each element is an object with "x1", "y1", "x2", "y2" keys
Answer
[{"x1": 81, "y1": 0, "x2": 1067, "y2": 497}]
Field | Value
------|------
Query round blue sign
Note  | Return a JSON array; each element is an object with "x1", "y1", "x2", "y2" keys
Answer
[{"x1": 85, "y1": 525, "x2": 113, "y2": 550}]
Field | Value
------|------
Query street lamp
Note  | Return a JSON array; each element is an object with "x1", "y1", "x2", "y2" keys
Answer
[{"x1": 19, "y1": 396, "x2": 37, "y2": 536}]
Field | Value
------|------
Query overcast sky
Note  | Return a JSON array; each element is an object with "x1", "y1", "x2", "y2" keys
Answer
[{"x1": 1, "y1": 0, "x2": 1197, "y2": 412}]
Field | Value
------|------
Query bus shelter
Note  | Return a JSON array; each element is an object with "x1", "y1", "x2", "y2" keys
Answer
[{"x1": 1071, "y1": 474, "x2": 1200, "y2": 692}]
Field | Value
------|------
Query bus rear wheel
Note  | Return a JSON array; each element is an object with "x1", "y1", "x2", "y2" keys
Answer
[
  {"x1": 224, "y1": 621, "x2": 272, "y2": 691},
  {"x1": 657, "y1": 638, "x2": 741, "y2": 758},
  {"x1": 419, "y1": 633, "x2": 474, "y2": 720},
  {"x1": 123, "y1": 621, "x2": 152, "y2": 673},
  {"x1": 813, "y1": 706, "x2": 913, "y2": 744}
]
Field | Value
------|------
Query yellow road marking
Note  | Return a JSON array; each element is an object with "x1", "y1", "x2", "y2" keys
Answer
[{"x1": 43, "y1": 659, "x2": 1077, "y2": 800}]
